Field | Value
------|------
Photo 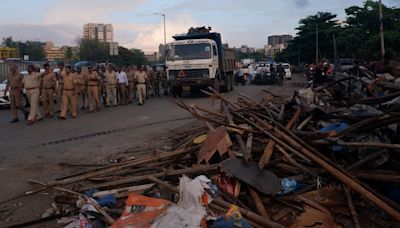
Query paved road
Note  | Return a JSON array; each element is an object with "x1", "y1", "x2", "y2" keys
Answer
[{"x1": 0, "y1": 76, "x2": 305, "y2": 225}]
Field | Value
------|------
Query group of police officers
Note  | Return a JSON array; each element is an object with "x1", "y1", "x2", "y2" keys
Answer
[{"x1": 4, "y1": 63, "x2": 166, "y2": 125}]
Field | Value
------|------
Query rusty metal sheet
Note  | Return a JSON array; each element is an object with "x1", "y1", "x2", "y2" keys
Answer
[
  {"x1": 290, "y1": 205, "x2": 336, "y2": 228},
  {"x1": 221, "y1": 157, "x2": 281, "y2": 195},
  {"x1": 197, "y1": 126, "x2": 232, "y2": 164}
]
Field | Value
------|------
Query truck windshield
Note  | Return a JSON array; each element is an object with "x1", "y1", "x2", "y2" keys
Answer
[{"x1": 167, "y1": 43, "x2": 212, "y2": 60}]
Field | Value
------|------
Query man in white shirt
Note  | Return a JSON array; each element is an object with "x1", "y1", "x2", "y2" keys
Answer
[{"x1": 116, "y1": 66, "x2": 128, "y2": 105}]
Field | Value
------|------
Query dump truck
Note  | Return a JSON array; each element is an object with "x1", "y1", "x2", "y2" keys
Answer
[{"x1": 165, "y1": 27, "x2": 235, "y2": 96}]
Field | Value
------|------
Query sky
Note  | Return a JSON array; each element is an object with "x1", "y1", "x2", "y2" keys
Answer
[{"x1": 0, "y1": 0, "x2": 398, "y2": 52}]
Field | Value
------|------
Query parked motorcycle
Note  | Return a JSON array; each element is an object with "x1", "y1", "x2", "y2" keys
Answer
[
  {"x1": 235, "y1": 72, "x2": 247, "y2": 86},
  {"x1": 253, "y1": 71, "x2": 278, "y2": 85}
]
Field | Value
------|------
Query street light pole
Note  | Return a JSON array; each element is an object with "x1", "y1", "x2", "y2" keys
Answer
[
  {"x1": 154, "y1": 13, "x2": 166, "y2": 47},
  {"x1": 163, "y1": 14, "x2": 166, "y2": 47},
  {"x1": 379, "y1": 0, "x2": 385, "y2": 62}
]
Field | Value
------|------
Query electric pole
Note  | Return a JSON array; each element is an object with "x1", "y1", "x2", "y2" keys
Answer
[{"x1": 379, "y1": 0, "x2": 385, "y2": 62}]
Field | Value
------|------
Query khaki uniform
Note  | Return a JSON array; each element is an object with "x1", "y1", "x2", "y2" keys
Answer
[
  {"x1": 127, "y1": 71, "x2": 135, "y2": 102},
  {"x1": 87, "y1": 72, "x2": 101, "y2": 111},
  {"x1": 75, "y1": 72, "x2": 86, "y2": 110},
  {"x1": 134, "y1": 71, "x2": 147, "y2": 105},
  {"x1": 41, "y1": 72, "x2": 56, "y2": 116},
  {"x1": 152, "y1": 72, "x2": 161, "y2": 96},
  {"x1": 60, "y1": 73, "x2": 77, "y2": 118},
  {"x1": 22, "y1": 72, "x2": 42, "y2": 121},
  {"x1": 104, "y1": 71, "x2": 117, "y2": 106},
  {"x1": 56, "y1": 70, "x2": 66, "y2": 111},
  {"x1": 8, "y1": 72, "x2": 26, "y2": 119}
]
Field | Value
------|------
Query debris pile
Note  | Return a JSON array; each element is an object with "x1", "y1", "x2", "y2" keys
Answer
[{"x1": 12, "y1": 77, "x2": 400, "y2": 227}]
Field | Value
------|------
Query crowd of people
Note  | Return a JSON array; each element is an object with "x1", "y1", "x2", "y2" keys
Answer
[
  {"x1": 305, "y1": 60, "x2": 334, "y2": 86},
  {"x1": 3, "y1": 63, "x2": 166, "y2": 125}
]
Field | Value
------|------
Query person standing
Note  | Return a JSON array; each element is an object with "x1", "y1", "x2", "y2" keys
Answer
[
  {"x1": 134, "y1": 66, "x2": 147, "y2": 105},
  {"x1": 22, "y1": 65, "x2": 42, "y2": 125},
  {"x1": 3, "y1": 64, "x2": 28, "y2": 123},
  {"x1": 59, "y1": 66, "x2": 77, "y2": 119},
  {"x1": 74, "y1": 66, "x2": 86, "y2": 111},
  {"x1": 104, "y1": 66, "x2": 118, "y2": 107},
  {"x1": 41, "y1": 63, "x2": 56, "y2": 118},
  {"x1": 276, "y1": 63, "x2": 285, "y2": 87},
  {"x1": 116, "y1": 66, "x2": 128, "y2": 105},
  {"x1": 55, "y1": 63, "x2": 65, "y2": 112},
  {"x1": 153, "y1": 70, "x2": 161, "y2": 97},
  {"x1": 86, "y1": 65, "x2": 101, "y2": 112},
  {"x1": 127, "y1": 65, "x2": 136, "y2": 103}
]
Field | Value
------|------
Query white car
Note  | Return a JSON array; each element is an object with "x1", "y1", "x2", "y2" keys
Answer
[
  {"x1": 0, "y1": 79, "x2": 29, "y2": 107},
  {"x1": 282, "y1": 63, "x2": 292, "y2": 80},
  {"x1": 0, "y1": 69, "x2": 49, "y2": 108}
]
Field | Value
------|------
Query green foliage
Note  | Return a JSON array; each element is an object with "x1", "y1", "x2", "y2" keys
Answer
[
  {"x1": 276, "y1": 1, "x2": 400, "y2": 64},
  {"x1": 77, "y1": 39, "x2": 109, "y2": 62},
  {"x1": 109, "y1": 47, "x2": 148, "y2": 66},
  {"x1": 1, "y1": 36, "x2": 45, "y2": 61},
  {"x1": 2, "y1": 37, "x2": 16, "y2": 47},
  {"x1": 77, "y1": 38, "x2": 147, "y2": 66},
  {"x1": 275, "y1": 12, "x2": 338, "y2": 64},
  {"x1": 64, "y1": 47, "x2": 74, "y2": 62}
]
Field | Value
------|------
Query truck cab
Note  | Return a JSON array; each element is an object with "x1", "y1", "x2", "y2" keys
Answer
[{"x1": 166, "y1": 27, "x2": 235, "y2": 96}]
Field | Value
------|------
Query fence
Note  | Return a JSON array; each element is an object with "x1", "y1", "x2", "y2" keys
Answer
[{"x1": 0, "y1": 63, "x2": 28, "y2": 82}]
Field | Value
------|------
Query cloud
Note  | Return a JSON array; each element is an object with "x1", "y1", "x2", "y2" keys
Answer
[
  {"x1": 295, "y1": 0, "x2": 310, "y2": 8},
  {"x1": 0, "y1": 23, "x2": 80, "y2": 45},
  {"x1": 43, "y1": 0, "x2": 148, "y2": 25},
  {"x1": 122, "y1": 14, "x2": 198, "y2": 52}
]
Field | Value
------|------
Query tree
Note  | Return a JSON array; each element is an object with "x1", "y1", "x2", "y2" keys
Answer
[
  {"x1": 276, "y1": 1, "x2": 400, "y2": 64},
  {"x1": 2, "y1": 37, "x2": 17, "y2": 47},
  {"x1": 338, "y1": 0, "x2": 400, "y2": 60},
  {"x1": 77, "y1": 39, "x2": 109, "y2": 62},
  {"x1": 109, "y1": 47, "x2": 148, "y2": 66},
  {"x1": 19, "y1": 41, "x2": 45, "y2": 61},
  {"x1": 1, "y1": 36, "x2": 45, "y2": 60},
  {"x1": 64, "y1": 47, "x2": 74, "y2": 62},
  {"x1": 277, "y1": 12, "x2": 339, "y2": 64}
]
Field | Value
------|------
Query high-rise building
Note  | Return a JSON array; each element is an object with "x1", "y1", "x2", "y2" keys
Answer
[
  {"x1": 83, "y1": 23, "x2": 113, "y2": 43},
  {"x1": 266, "y1": 35, "x2": 293, "y2": 58},
  {"x1": 268, "y1": 35, "x2": 282, "y2": 47}
]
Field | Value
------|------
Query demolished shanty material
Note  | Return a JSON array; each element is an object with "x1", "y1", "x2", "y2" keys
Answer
[{"x1": 12, "y1": 74, "x2": 400, "y2": 227}]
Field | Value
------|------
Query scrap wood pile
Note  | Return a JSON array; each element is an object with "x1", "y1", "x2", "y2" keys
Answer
[{"x1": 15, "y1": 83, "x2": 400, "y2": 227}]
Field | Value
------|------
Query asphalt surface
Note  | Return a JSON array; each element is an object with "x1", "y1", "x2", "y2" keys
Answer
[{"x1": 0, "y1": 76, "x2": 305, "y2": 226}]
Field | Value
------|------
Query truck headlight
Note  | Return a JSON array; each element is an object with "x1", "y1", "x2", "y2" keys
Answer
[{"x1": 203, "y1": 73, "x2": 209, "y2": 78}]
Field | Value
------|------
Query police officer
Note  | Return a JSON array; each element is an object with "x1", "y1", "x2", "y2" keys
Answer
[
  {"x1": 22, "y1": 65, "x2": 42, "y2": 125},
  {"x1": 74, "y1": 66, "x2": 86, "y2": 111},
  {"x1": 86, "y1": 65, "x2": 101, "y2": 112},
  {"x1": 56, "y1": 63, "x2": 66, "y2": 112},
  {"x1": 41, "y1": 63, "x2": 56, "y2": 118},
  {"x1": 152, "y1": 67, "x2": 161, "y2": 97},
  {"x1": 126, "y1": 65, "x2": 136, "y2": 103},
  {"x1": 4, "y1": 64, "x2": 28, "y2": 123},
  {"x1": 134, "y1": 66, "x2": 147, "y2": 105},
  {"x1": 276, "y1": 63, "x2": 285, "y2": 87},
  {"x1": 104, "y1": 65, "x2": 118, "y2": 107},
  {"x1": 59, "y1": 66, "x2": 77, "y2": 119}
]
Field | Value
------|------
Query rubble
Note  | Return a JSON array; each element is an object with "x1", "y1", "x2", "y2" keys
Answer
[{"x1": 6, "y1": 71, "x2": 400, "y2": 227}]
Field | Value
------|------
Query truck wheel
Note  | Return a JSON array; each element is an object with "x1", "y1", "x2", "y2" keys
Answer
[
  {"x1": 171, "y1": 86, "x2": 182, "y2": 97},
  {"x1": 224, "y1": 74, "x2": 231, "y2": 92},
  {"x1": 213, "y1": 78, "x2": 220, "y2": 93}
]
